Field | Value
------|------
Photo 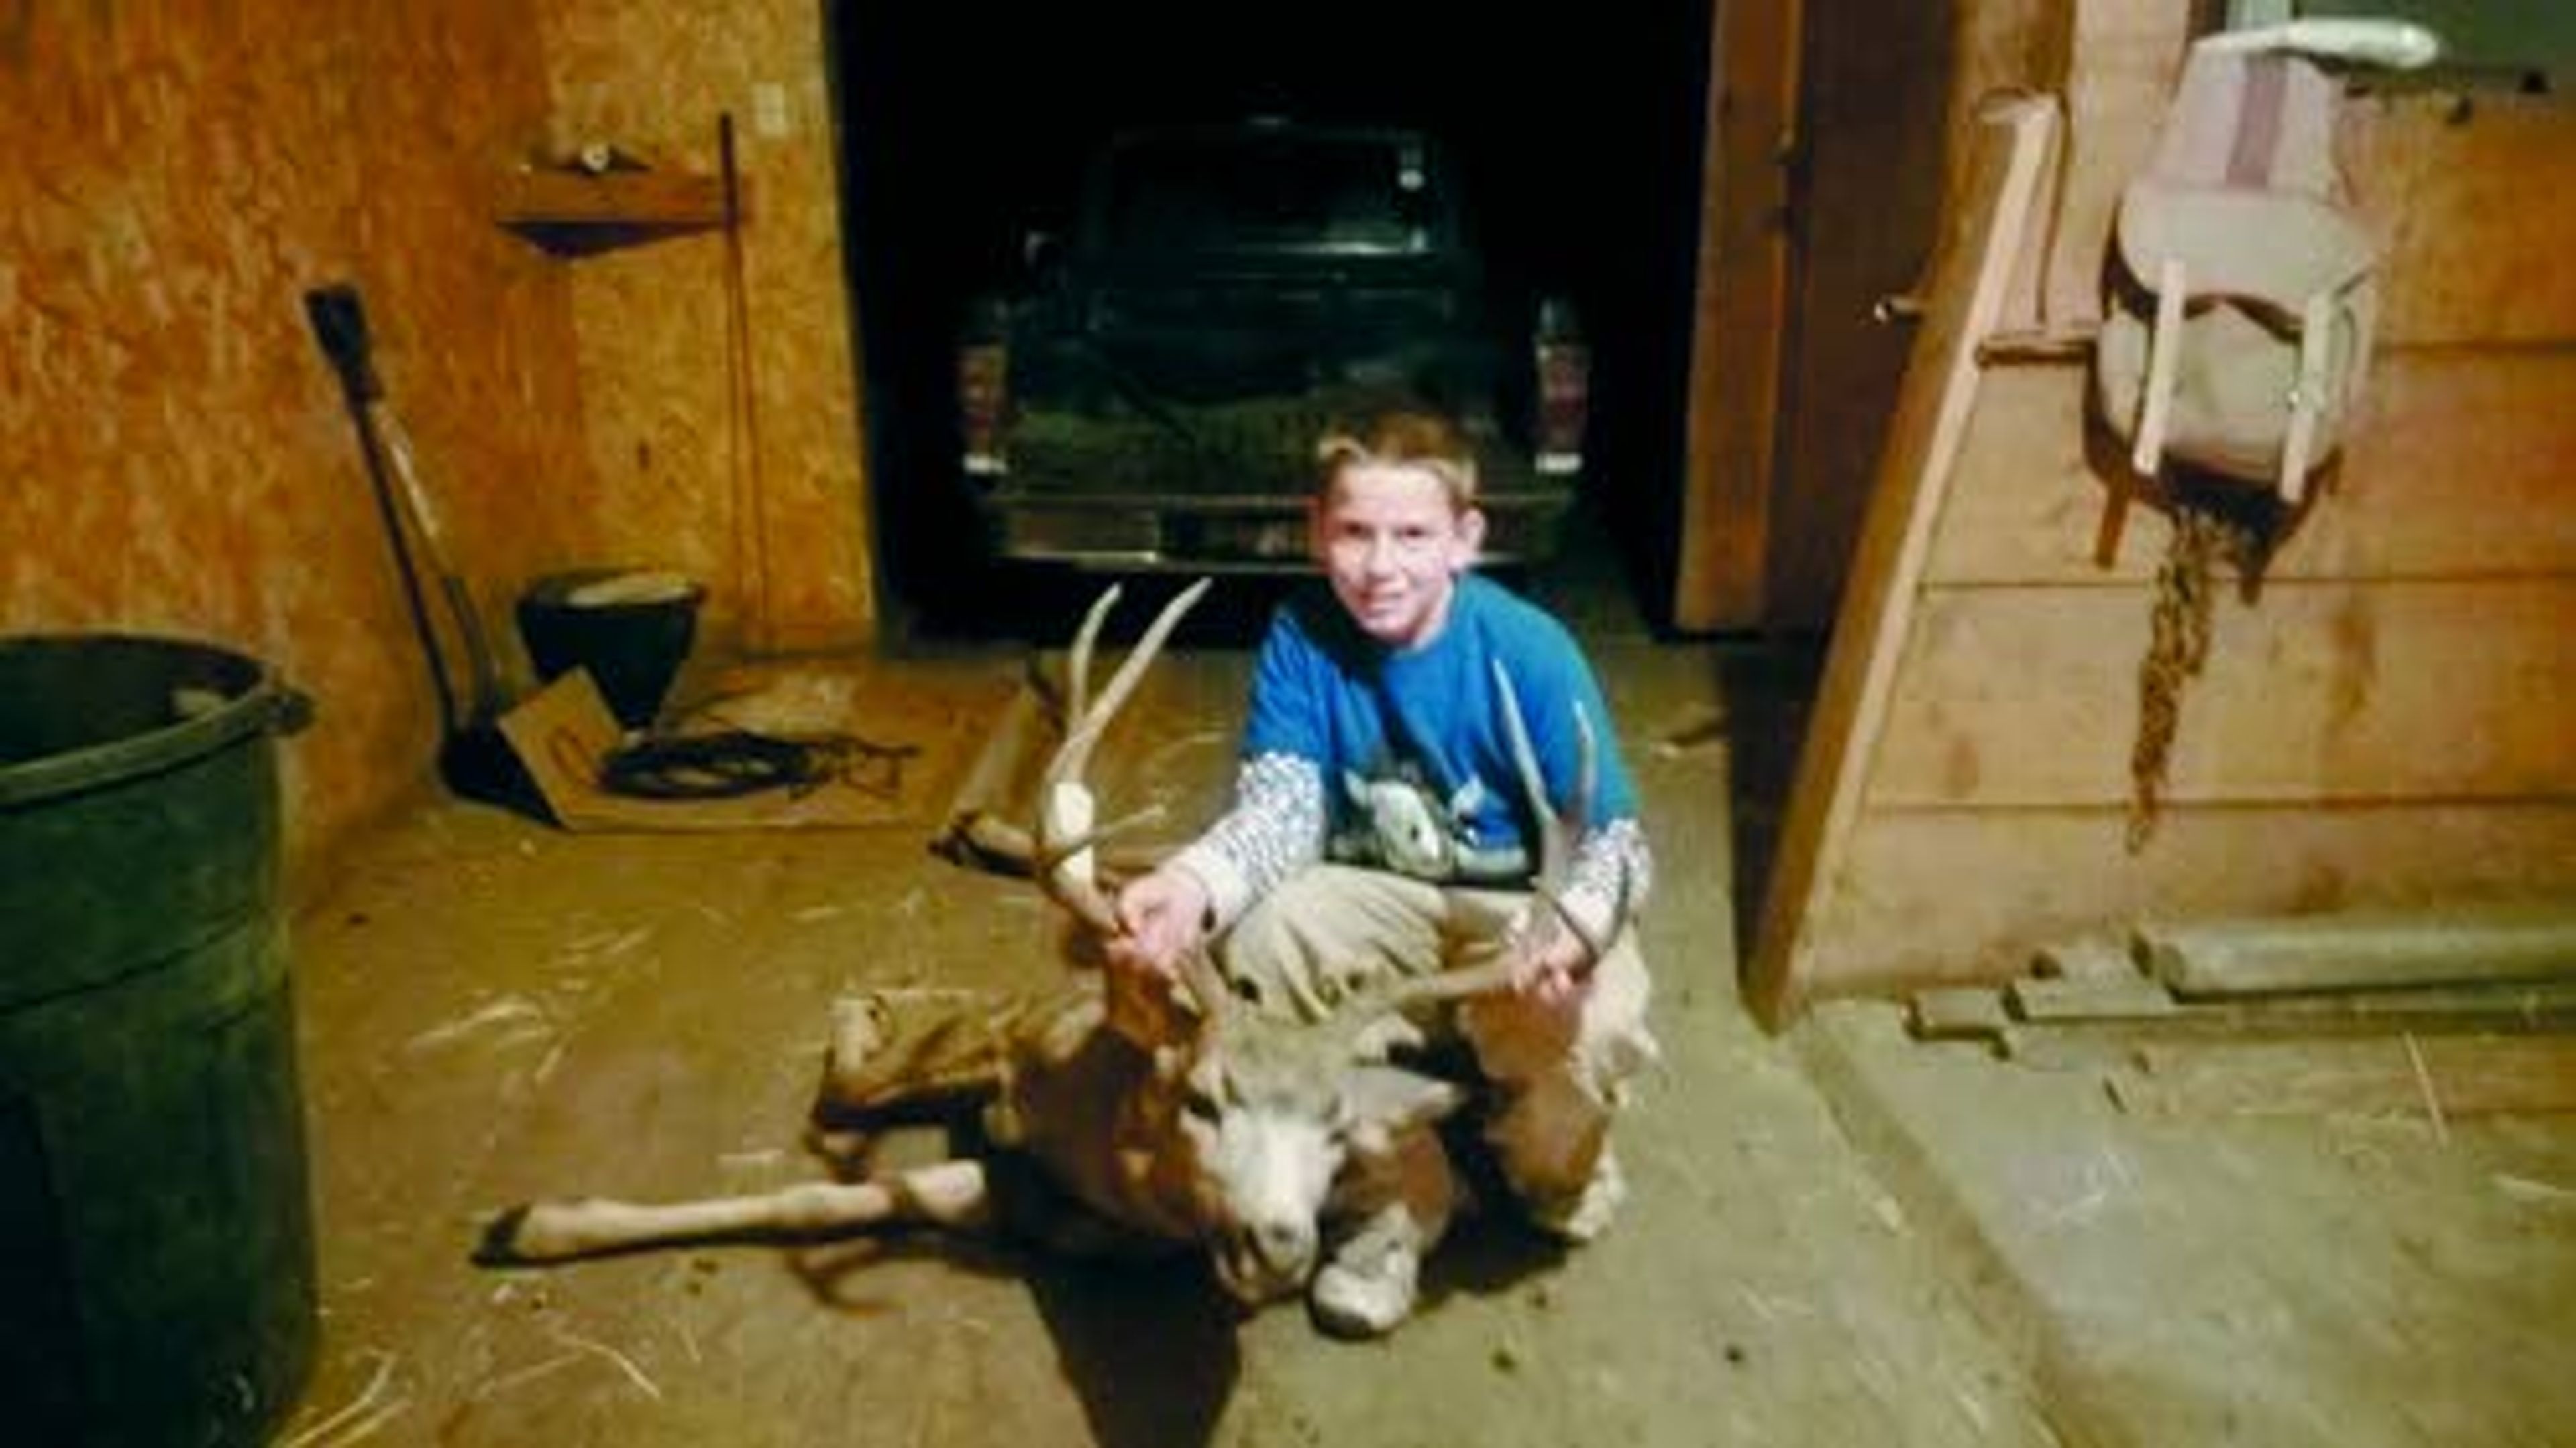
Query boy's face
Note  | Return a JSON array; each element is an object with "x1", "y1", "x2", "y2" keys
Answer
[{"x1": 1311, "y1": 460, "x2": 1485, "y2": 650}]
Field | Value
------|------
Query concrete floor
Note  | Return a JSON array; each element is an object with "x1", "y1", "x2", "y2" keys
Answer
[{"x1": 270, "y1": 551, "x2": 2576, "y2": 1447}]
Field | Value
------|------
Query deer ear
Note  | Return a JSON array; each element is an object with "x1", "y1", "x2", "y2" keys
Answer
[
  {"x1": 1345, "y1": 1065, "x2": 1466, "y2": 1139},
  {"x1": 1349, "y1": 1013, "x2": 1426, "y2": 1062}
]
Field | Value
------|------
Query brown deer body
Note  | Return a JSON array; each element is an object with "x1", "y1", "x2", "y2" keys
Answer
[{"x1": 478, "y1": 582, "x2": 1502, "y2": 1324}]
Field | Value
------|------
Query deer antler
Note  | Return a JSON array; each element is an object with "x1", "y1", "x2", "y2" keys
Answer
[
  {"x1": 1341, "y1": 660, "x2": 1609, "y2": 1019},
  {"x1": 1489, "y1": 660, "x2": 1612, "y2": 968},
  {"x1": 1033, "y1": 580, "x2": 1211, "y2": 927},
  {"x1": 1031, "y1": 579, "x2": 1235, "y2": 1025}
]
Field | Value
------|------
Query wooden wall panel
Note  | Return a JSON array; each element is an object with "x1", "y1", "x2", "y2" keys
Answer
[
  {"x1": 1764, "y1": 0, "x2": 1957, "y2": 629},
  {"x1": 540, "y1": 1, "x2": 873, "y2": 653},
  {"x1": 1, "y1": 0, "x2": 881, "y2": 887},
  {"x1": 1668, "y1": 5, "x2": 2576, "y2": 632},
  {"x1": 1751, "y1": 3, "x2": 2576, "y2": 1017},
  {"x1": 2038, "y1": 0, "x2": 2190, "y2": 327},
  {"x1": 2347, "y1": 91, "x2": 2576, "y2": 348},
  {"x1": 2040, "y1": 40, "x2": 2576, "y2": 344},
  {"x1": 1927, "y1": 352, "x2": 2576, "y2": 586},
  {"x1": 1876, "y1": 579, "x2": 2576, "y2": 806},
  {"x1": 1805, "y1": 805, "x2": 2576, "y2": 992},
  {"x1": 1674, "y1": 0, "x2": 1801, "y2": 631},
  {"x1": 0, "y1": 1, "x2": 584, "y2": 884}
]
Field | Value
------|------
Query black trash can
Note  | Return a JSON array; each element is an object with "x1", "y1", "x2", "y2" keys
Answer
[{"x1": 0, "y1": 635, "x2": 318, "y2": 1447}]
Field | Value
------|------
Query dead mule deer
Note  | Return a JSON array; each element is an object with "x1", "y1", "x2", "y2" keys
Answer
[{"x1": 478, "y1": 580, "x2": 1499, "y2": 1321}]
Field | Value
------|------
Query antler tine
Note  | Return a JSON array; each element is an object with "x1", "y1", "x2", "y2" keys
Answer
[
  {"x1": 1489, "y1": 661, "x2": 1595, "y2": 897},
  {"x1": 1063, "y1": 582, "x2": 1124, "y2": 731},
  {"x1": 1346, "y1": 958, "x2": 1519, "y2": 1017},
  {"x1": 1043, "y1": 577, "x2": 1214, "y2": 798},
  {"x1": 1174, "y1": 947, "x2": 1238, "y2": 1031},
  {"x1": 1493, "y1": 661, "x2": 1611, "y2": 970},
  {"x1": 1034, "y1": 578, "x2": 1214, "y2": 939}
]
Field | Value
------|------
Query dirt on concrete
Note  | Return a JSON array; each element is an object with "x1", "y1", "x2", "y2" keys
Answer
[
  {"x1": 273, "y1": 624, "x2": 2059, "y2": 1448},
  {"x1": 267, "y1": 555, "x2": 2576, "y2": 1447}
]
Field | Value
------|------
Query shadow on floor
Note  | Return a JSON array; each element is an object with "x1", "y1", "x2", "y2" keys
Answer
[
  {"x1": 1713, "y1": 632, "x2": 1826, "y2": 988},
  {"x1": 1021, "y1": 1255, "x2": 1244, "y2": 1448}
]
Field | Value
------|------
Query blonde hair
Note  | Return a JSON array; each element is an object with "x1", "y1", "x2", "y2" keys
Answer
[{"x1": 1314, "y1": 408, "x2": 1479, "y2": 509}]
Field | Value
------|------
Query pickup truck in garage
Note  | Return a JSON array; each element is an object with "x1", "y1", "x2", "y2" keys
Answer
[{"x1": 955, "y1": 118, "x2": 1589, "y2": 574}]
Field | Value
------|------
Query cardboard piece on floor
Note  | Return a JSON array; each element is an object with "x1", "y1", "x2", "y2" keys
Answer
[{"x1": 496, "y1": 667, "x2": 978, "y2": 832}]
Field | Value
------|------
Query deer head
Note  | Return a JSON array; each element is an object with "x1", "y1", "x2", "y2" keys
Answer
[{"x1": 1163, "y1": 1009, "x2": 1464, "y2": 1305}]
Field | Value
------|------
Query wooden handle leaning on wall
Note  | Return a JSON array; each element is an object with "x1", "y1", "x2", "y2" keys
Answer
[{"x1": 1746, "y1": 96, "x2": 2063, "y2": 1029}]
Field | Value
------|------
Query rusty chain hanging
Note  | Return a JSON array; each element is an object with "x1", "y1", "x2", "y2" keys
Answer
[{"x1": 2129, "y1": 501, "x2": 2265, "y2": 851}]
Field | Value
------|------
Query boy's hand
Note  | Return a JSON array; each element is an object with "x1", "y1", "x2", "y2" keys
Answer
[
  {"x1": 1109, "y1": 865, "x2": 1210, "y2": 983},
  {"x1": 1507, "y1": 924, "x2": 1592, "y2": 1010}
]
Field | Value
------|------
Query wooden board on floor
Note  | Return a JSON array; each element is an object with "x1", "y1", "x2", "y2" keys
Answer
[
  {"x1": 2104, "y1": 1035, "x2": 2576, "y2": 1119},
  {"x1": 2137, "y1": 902, "x2": 2576, "y2": 998},
  {"x1": 2007, "y1": 976, "x2": 2179, "y2": 1021},
  {"x1": 1908, "y1": 986, "x2": 2017, "y2": 1041},
  {"x1": 1803, "y1": 805, "x2": 2576, "y2": 993},
  {"x1": 1994, "y1": 981, "x2": 2576, "y2": 1069}
]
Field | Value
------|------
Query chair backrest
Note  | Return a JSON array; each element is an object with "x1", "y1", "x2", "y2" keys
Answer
[
  {"x1": 2090, "y1": 19, "x2": 2438, "y2": 501},
  {"x1": 2081, "y1": 39, "x2": 2380, "y2": 502}
]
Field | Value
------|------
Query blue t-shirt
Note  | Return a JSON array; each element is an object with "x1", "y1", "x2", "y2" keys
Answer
[{"x1": 1240, "y1": 574, "x2": 1637, "y2": 886}]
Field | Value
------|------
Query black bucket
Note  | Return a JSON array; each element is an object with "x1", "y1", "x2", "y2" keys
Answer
[
  {"x1": 517, "y1": 568, "x2": 705, "y2": 731},
  {"x1": 0, "y1": 635, "x2": 318, "y2": 1447}
]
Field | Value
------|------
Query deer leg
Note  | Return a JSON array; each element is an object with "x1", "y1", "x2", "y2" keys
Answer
[
  {"x1": 480, "y1": 1159, "x2": 995, "y2": 1263},
  {"x1": 816, "y1": 992, "x2": 896, "y2": 1110},
  {"x1": 814, "y1": 991, "x2": 1022, "y2": 1121}
]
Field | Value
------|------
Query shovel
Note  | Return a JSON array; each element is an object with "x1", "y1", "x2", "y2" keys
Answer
[{"x1": 305, "y1": 283, "x2": 527, "y2": 803}]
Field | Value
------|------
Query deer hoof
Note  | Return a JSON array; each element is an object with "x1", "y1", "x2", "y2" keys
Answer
[
  {"x1": 828, "y1": 994, "x2": 894, "y2": 1066},
  {"x1": 473, "y1": 1204, "x2": 539, "y2": 1265},
  {"x1": 1523, "y1": 1149, "x2": 1629, "y2": 1246}
]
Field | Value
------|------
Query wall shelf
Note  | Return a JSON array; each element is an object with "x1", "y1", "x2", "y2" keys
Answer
[{"x1": 496, "y1": 170, "x2": 747, "y2": 256}]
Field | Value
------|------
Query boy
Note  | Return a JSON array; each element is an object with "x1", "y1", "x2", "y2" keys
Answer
[{"x1": 1109, "y1": 407, "x2": 1658, "y2": 1335}]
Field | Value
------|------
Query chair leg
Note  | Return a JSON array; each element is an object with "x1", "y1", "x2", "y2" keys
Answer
[
  {"x1": 2131, "y1": 256, "x2": 2188, "y2": 478},
  {"x1": 2277, "y1": 289, "x2": 2335, "y2": 505}
]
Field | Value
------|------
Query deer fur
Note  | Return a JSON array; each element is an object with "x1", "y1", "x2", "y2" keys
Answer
[{"x1": 477, "y1": 580, "x2": 1502, "y2": 1322}]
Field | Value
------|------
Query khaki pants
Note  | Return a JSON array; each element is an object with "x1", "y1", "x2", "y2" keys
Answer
[{"x1": 1215, "y1": 864, "x2": 1658, "y2": 1221}]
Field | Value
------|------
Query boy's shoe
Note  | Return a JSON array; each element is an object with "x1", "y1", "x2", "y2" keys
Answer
[
  {"x1": 1525, "y1": 1149, "x2": 1627, "y2": 1245},
  {"x1": 1310, "y1": 1224, "x2": 1424, "y2": 1339}
]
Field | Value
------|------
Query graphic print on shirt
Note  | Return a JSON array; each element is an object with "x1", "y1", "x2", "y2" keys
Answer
[{"x1": 1329, "y1": 760, "x2": 1527, "y2": 882}]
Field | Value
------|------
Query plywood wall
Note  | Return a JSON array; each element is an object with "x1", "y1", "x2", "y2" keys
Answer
[
  {"x1": 539, "y1": 0, "x2": 873, "y2": 654},
  {"x1": 0, "y1": 1, "x2": 588, "y2": 879},
  {"x1": 1751, "y1": 35, "x2": 2576, "y2": 1014},
  {"x1": 1, "y1": 0, "x2": 879, "y2": 886}
]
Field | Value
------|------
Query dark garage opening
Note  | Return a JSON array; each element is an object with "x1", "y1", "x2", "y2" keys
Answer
[{"x1": 826, "y1": 1, "x2": 1714, "y2": 642}]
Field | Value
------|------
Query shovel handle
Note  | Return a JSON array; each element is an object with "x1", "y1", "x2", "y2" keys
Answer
[{"x1": 303, "y1": 285, "x2": 383, "y2": 403}]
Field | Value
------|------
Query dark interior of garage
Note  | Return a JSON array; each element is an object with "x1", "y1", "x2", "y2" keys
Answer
[{"x1": 828, "y1": 1, "x2": 1714, "y2": 639}]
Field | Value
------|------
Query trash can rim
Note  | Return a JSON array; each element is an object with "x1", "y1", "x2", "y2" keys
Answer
[{"x1": 0, "y1": 631, "x2": 286, "y2": 810}]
